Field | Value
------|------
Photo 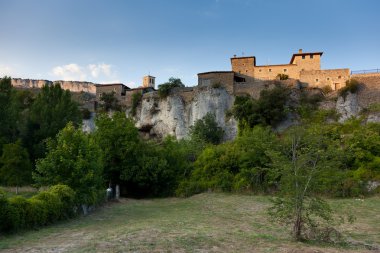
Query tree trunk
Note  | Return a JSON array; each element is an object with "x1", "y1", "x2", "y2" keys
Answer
[
  {"x1": 16, "y1": 185, "x2": 19, "y2": 195},
  {"x1": 293, "y1": 207, "x2": 302, "y2": 240}
]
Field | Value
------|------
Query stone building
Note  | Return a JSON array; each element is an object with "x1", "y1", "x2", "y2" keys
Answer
[{"x1": 198, "y1": 49, "x2": 351, "y2": 93}]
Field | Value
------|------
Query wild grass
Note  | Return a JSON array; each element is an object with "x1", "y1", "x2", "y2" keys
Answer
[{"x1": 0, "y1": 193, "x2": 379, "y2": 253}]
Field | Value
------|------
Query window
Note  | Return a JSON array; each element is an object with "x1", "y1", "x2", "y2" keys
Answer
[
  {"x1": 316, "y1": 79, "x2": 319, "y2": 82},
  {"x1": 246, "y1": 70, "x2": 248, "y2": 73},
  {"x1": 338, "y1": 76, "x2": 342, "y2": 79},
  {"x1": 269, "y1": 69, "x2": 272, "y2": 72},
  {"x1": 284, "y1": 69, "x2": 287, "y2": 72},
  {"x1": 327, "y1": 77, "x2": 330, "y2": 81},
  {"x1": 310, "y1": 55, "x2": 314, "y2": 59},
  {"x1": 259, "y1": 69, "x2": 262, "y2": 72},
  {"x1": 302, "y1": 55, "x2": 305, "y2": 59}
]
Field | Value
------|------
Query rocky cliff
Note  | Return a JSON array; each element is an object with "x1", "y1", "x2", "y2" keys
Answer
[
  {"x1": 131, "y1": 73, "x2": 380, "y2": 140},
  {"x1": 132, "y1": 86, "x2": 237, "y2": 140}
]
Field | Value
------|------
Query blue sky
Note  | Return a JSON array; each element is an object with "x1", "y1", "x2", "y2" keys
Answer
[{"x1": 0, "y1": 0, "x2": 379, "y2": 88}]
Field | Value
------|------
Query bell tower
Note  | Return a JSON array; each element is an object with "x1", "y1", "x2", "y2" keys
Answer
[{"x1": 143, "y1": 75, "x2": 155, "y2": 88}]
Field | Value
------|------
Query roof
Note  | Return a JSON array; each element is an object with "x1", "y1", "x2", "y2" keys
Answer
[
  {"x1": 230, "y1": 56, "x2": 256, "y2": 60},
  {"x1": 95, "y1": 83, "x2": 130, "y2": 89},
  {"x1": 128, "y1": 86, "x2": 156, "y2": 91},
  {"x1": 290, "y1": 52, "x2": 323, "y2": 64},
  {"x1": 198, "y1": 71, "x2": 234, "y2": 75}
]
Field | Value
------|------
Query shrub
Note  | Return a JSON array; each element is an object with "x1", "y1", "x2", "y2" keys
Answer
[
  {"x1": 31, "y1": 191, "x2": 63, "y2": 224},
  {"x1": 339, "y1": 79, "x2": 360, "y2": 99},
  {"x1": 131, "y1": 91, "x2": 142, "y2": 116},
  {"x1": 81, "y1": 108, "x2": 92, "y2": 119},
  {"x1": 0, "y1": 184, "x2": 77, "y2": 233},
  {"x1": 189, "y1": 113, "x2": 224, "y2": 144},
  {"x1": 49, "y1": 184, "x2": 76, "y2": 218},
  {"x1": 158, "y1": 77, "x2": 185, "y2": 98},
  {"x1": 321, "y1": 85, "x2": 333, "y2": 94},
  {"x1": 277, "y1": 74, "x2": 289, "y2": 80},
  {"x1": 211, "y1": 82, "x2": 222, "y2": 88},
  {"x1": 0, "y1": 191, "x2": 16, "y2": 232}
]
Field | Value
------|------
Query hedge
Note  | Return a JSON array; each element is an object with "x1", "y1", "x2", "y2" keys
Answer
[{"x1": 0, "y1": 184, "x2": 76, "y2": 233}]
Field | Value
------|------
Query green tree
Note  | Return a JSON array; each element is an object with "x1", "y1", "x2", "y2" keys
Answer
[
  {"x1": 94, "y1": 112, "x2": 140, "y2": 187},
  {"x1": 33, "y1": 123, "x2": 104, "y2": 206},
  {"x1": 190, "y1": 113, "x2": 224, "y2": 144},
  {"x1": 0, "y1": 77, "x2": 16, "y2": 152},
  {"x1": 158, "y1": 77, "x2": 185, "y2": 98},
  {"x1": 231, "y1": 86, "x2": 289, "y2": 131},
  {"x1": 0, "y1": 140, "x2": 32, "y2": 194},
  {"x1": 25, "y1": 83, "x2": 81, "y2": 161},
  {"x1": 99, "y1": 91, "x2": 121, "y2": 112},
  {"x1": 268, "y1": 125, "x2": 347, "y2": 241}
]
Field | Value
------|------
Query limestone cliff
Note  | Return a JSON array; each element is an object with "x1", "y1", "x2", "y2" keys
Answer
[{"x1": 132, "y1": 86, "x2": 237, "y2": 140}]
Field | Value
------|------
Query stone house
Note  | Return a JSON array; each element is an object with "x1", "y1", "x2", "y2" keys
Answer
[{"x1": 198, "y1": 49, "x2": 351, "y2": 93}]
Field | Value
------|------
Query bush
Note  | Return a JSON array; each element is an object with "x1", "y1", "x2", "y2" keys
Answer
[
  {"x1": 158, "y1": 77, "x2": 185, "y2": 98},
  {"x1": 339, "y1": 79, "x2": 360, "y2": 99},
  {"x1": 277, "y1": 74, "x2": 289, "y2": 80},
  {"x1": 131, "y1": 91, "x2": 142, "y2": 116},
  {"x1": 0, "y1": 184, "x2": 77, "y2": 233},
  {"x1": 321, "y1": 85, "x2": 333, "y2": 94},
  {"x1": 211, "y1": 82, "x2": 222, "y2": 88},
  {"x1": 81, "y1": 108, "x2": 92, "y2": 119},
  {"x1": 190, "y1": 113, "x2": 224, "y2": 144}
]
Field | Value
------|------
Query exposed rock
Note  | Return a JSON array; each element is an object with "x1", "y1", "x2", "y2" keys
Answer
[
  {"x1": 336, "y1": 92, "x2": 361, "y2": 122},
  {"x1": 134, "y1": 87, "x2": 237, "y2": 140},
  {"x1": 82, "y1": 113, "x2": 96, "y2": 133}
]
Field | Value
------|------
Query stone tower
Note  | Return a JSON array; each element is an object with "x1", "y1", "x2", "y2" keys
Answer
[{"x1": 143, "y1": 75, "x2": 155, "y2": 88}]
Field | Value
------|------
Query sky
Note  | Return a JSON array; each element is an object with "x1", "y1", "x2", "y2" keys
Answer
[{"x1": 0, "y1": 0, "x2": 379, "y2": 88}]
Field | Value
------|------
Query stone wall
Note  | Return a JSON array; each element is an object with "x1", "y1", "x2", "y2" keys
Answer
[
  {"x1": 198, "y1": 72, "x2": 235, "y2": 94},
  {"x1": 300, "y1": 69, "x2": 350, "y2": 90},
  {"x1": 352, "y1": 73, "x2": 380, "y2": 108},
  {"x1": 291, "y1": 54, "x2": 321, "y2": 71},
  {"x1": 253, "y1": 64, "x2": 298, "y2": 80}
]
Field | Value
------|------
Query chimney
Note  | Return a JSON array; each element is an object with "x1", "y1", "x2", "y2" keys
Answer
[
  {"x1": 298, "y1": 49, "x2": 303, "y2": 53},
  {"x1": 233, "y1": 54, "x2": 237, "y2": 58}
]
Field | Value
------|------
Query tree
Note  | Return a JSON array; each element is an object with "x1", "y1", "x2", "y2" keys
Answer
[
  {"x1": 94, "y1": 112, "x2": 140, "y2": 187},
  {"x1": 268, "y1": 125, "x2": 347, "y2": 241},
  {"x1": 33, "y1": 123, "x2": 104, "y2": 206},
  {"x1": 231, "y1": 86, "x2": 289, "y2": 131},
  {"x1": 0, "y1": 140, "x2": 32, "y2": 194},
  {"x1": 158, "y1": 77, "x2": 185, "y2": 98},
  {"x1": 25, "y1": 83, "x2": 81, "y2": 161},
  {"x1": 99, "y1": 91, "x2": 121, "y2": 112},
  {"x1": 0, "y1": 77, "x2": 16, "y2": 152},
  {"x1": 189, "y1": 113, "x2": 224, "y2": 144}
]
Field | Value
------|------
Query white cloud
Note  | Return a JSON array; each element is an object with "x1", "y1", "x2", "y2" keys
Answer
[
  {"x1": 52, "y1": 63, "x2": 86, "y2": 81},
  {"x1": 51, "y1": 63, "x2": 117, "y2": 82},
  {"x1": 88, "y1": 63, "x2": 112, "y2": 78},
  {"x1": 0, "y1": 64, "x2": 13, "y2": 76}
]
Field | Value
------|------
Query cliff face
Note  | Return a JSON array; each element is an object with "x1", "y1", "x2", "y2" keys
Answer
[
  {"x1": 133, "y1": 87, "x2": 237, "y2": 140},
  {"x1": 12, "y1": 78, "x2": 97, "y2": 94}
]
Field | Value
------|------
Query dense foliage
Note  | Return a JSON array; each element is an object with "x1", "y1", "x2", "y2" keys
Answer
[
  {"x1": 99, "y1": 91, "x2": 121, "y2": 112},
  {"x1": 34, "y1": 123, "x2": 104, "y2": 205},
  {"x1": 189, "y1": 112, "x2": 224, "y2": 144},
  {"x1": 0, "y1": 140, "x2": 32, "y2": 194},
  {"x1": 158, "y1": 77, "x2": 185, "y2": 98},
  {"x1": 230, "y1": 86, "x2": 290, "y2": 131},
  {"x1": 0, "y1": 184, "x2": 76, "y2": 233},
  {"x1": 339, "y1": 79, "x2": 360, "y2": 99}
]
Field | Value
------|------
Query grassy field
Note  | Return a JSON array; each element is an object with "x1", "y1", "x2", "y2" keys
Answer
[
  {"x1": 0, "y1": 193, "x2": 379, "y2": 253},
  {"x1": 1, "y1": 186, "x2": 38, "y2": 198}
]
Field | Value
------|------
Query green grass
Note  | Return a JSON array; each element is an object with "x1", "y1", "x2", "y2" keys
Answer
[
  {"x1": 0, "y1": 193, "x2": 379, "y2": 252},
  {"x1": 1, "y1": 186, "x2": 38, "y2": 198}
]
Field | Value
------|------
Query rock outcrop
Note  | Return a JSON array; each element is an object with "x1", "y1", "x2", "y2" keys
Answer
[{"x1": 133, "y1": 86, "x2": 237, "y2": 140}]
